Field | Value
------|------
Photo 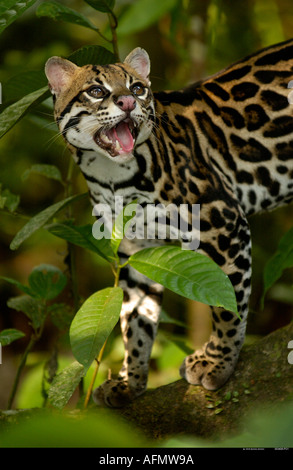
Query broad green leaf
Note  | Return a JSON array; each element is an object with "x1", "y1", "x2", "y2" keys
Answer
[
  {"x1": 0, "y1": 328, "x2": 25, "y2": 346},
  {"x1": 36, "y1": 1, "x2": 98, "y2": 32},
  {"x1": 0, "y1": 0, "x2": 37, "y2": 35},
  {"x1": 111, "y1": 201, "x2": 137, "y2": 255},
  {"x1": 70, "y1": 287, "x2": 123, "y2": 370},
  {"x1": 28, "y1": 264, "x2": 67, "y2": 301},
  {"x1": 129, "y1": 246, "x2": 238, "y2": 314},
  {"x1": 68, "y1": 45, "x2": 116, "y2": 67},
  {"x1": 48, "y1": 361, "x2": 85, "y2": 409},
  {"x1": 22, "y1": 164, "x2": 63, "y2": 184},
  {"x1": 84, "y1": 0, "x2": 115, "y2": 13},
  {"x1": 47, "y1": 222, "x2": 116, "y2": 263},
  {"x1": 10, "y1": 192, "x2": 87, "y2": 250},
  {"x1": 118, "y1": 0, "x2": 177, "y2": 36},
  {"x1": 0, "y1": 86, "x2": 49, "y2": 139},
  {"x1": 263, "y1": 226, "x2": 293, "y2": 302},
  {"x1": 7, "y1": 295, "x2": 45, "y2": 329}
]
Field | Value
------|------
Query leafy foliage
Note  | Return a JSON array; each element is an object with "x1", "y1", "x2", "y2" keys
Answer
[
  {"x1": 0, "y1": 0, "x2": 38, "y2": 35},
  {"x1": 9, "y1": 193, "x2": 87, "y2": 251}
]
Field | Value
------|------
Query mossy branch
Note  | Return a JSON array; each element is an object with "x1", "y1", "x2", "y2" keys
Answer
[{"x1": 113, "y1": 321, "x2": 293, "y2": 442}]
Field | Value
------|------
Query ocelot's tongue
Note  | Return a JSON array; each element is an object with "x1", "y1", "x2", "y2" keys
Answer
[{"x1": 110, "y1": 122, "x2": 134, "y2": 153}]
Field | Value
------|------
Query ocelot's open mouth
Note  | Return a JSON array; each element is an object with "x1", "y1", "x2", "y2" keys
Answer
[{"x1": 94, "y1": 119, "x2": 138, "y2": 157}]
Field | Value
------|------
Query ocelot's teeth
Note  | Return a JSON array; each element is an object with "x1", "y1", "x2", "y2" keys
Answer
[
  {"x1": 101, "y1": 133, "x2": 111, "y2": 144},
  {"x1": 94, "y1": 117, "x2": 138, "y2": 157}
]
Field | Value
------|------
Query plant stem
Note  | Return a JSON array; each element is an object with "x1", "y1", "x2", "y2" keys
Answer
[
  {"x1": 108, "y1": 12, "x2": 120, "y2": 61},
  {"x1": 113, "y1": 259, "x2": 128, "y2": 287},
  {"x1": 114, "y1": 265, "x2": 120, "y2": 287},
  {"x1": 84, "y1": 340, "x2": 107, "y2": 408},
  {"x1": 7, "y1": 334, "x2": 37, "y2": 409},
  {"x1": 64, "y1": 157, "x2": 80, "y2": 312}
]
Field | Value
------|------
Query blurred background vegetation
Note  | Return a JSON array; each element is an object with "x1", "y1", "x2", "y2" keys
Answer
[{"x1": 1, "y1": 0, "x2": 293, "y2": 411}]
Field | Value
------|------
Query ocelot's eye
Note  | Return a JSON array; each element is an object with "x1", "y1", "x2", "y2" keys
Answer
[
  {"x1": 86, "y1": 86, "x2": 106, "y2": 99},
  {"x1": 131, "y1": 83, "x2": 146, "y2": 97}
]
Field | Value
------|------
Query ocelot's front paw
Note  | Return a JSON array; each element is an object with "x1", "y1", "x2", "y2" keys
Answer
[
  {"x1": 92, "y1": 379, "x2": 144, "y2": 408},
  {"x1": 179, "y1": 351, "x2": 235, "y2": 391}
]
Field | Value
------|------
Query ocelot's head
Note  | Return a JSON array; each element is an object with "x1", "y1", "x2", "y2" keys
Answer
[{"x1": 45, "y1": 48, "x2": 154, "y2": 161}]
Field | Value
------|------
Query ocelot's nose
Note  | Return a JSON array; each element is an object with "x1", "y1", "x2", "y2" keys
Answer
[{"x1": 115, "y1": 95, "x2": 136, "y2": 111}]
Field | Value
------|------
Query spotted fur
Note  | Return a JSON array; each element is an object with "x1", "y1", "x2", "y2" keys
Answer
[{"x1": 45, "y1": 41, "x2": 293, "y2": 407}]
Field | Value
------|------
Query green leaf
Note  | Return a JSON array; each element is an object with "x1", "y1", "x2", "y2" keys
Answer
[
  {"x1": 0, "y1": 0, "x2": 37, "y2": 35},
  {"x1": 129, "y1": 246, "x2": 238, "y2": 314},
  {"x1": 70, "y1": 287, "x2": 123, "y2": 370},
  {"x1": 159, "y1": 308, "x2": 188, "y2": 329},
  {"x1": 36, "y1": 1, "x2": 99, "y2": 32},
  {"x1": 7, "y1": 295, "x2": 45, "y2": 329},
  {"x1": 47, "y1": 222, "x2": 116, "y2": 263},
  {"x1": 28, "y1": 264, "x2": 67, "y2": 301},
  {"x1": 84, "y1": 0, "x2": 115, "y2": 13},
  {"x1": 0, "y1": 186, "x2": 20, "y2": 212},
  {"x1": 0, "y1": 86, "x2": 49, "y2": 139},
  {"x1": 48, "y1": 361, "x2": 85, "y2": 409},
  {"x1": 22, "y1": 164, "x2": 63, "y2": 184},
  {"x1": 68, "y1": 45, "x2": 116, "y2": 67},
  {"x1": 118, "y1": 0, "x2": 177, "y2": 36},
  {"x1": 0, "y1": 328, "x2": 25, "y2": 346},
  {"x1": 263, "y1": 226, "x2": 293, "y2": 302},
  {"x1": 111, "y1": 201, "x2": 137, "y2": 255},
  {"x1": 9, "y1": 192, "x2": 87, "y2": 250},
  {"x1": 2, "y1": 71, "x2": 47, "y2": 106}
]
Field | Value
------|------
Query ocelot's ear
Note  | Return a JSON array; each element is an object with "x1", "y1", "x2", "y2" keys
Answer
[
  {"x1": 124, "y1": 48, "x2": 151, "y2": 85},
  {"x1": 45, "y1": 57, "x2": 78, "y2": 95}
]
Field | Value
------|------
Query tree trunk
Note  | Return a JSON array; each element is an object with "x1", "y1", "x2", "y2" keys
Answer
[{"x1": 116, "y1": 321, "x2": 293, "y2": 442}]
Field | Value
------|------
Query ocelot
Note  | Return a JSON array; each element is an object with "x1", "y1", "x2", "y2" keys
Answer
[{"x1": 45, "y1": 39, "x2": 293, "y2": 407}]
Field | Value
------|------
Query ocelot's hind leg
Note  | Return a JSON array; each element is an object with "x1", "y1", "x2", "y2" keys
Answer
[
  {"x1": 180, "y1": 206, "x2": 252, "y2": 390},
  {"x1": 179, "y1": 303, "x2": 249, "y2": 390}
]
